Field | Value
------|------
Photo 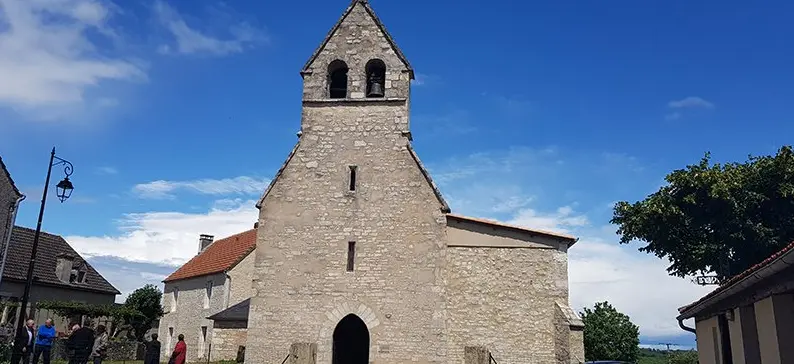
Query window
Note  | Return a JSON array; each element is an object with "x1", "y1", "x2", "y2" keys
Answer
[
  {"x1": 77, "y1": 271, "x2": 86, "y2": 283},
  {"x1": 204, "y1": 280, "x2": 212, "y2": 309},
  {"x1": 348, "y1": 166, "x2": 357, "y2": 192},
  {"x1": 365, "y1": 59, "x2": 386, "y2": 98},
  {"x1": 328, "y1": 60, "x2": 349, "y2": 99},
  {"x1": 172, "y1": 287, "x2": 179, "y2": 312},
  {"x1": 168, "y1": 327, "x2": 174, "y2": 353},
  {"x1": 347, "y1": 241, "x2": 356, "y2": 272},
  {"x1": 199, "y1": 326, "x2": 207, "y2": 359}
]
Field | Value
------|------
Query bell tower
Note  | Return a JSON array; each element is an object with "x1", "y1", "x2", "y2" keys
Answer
[
  {"x1": 297, "y1": 0, "x2": 415, "y2": 130},
  {"x1": 248, "y1": 1, "x2": 449, "y2": 363}
]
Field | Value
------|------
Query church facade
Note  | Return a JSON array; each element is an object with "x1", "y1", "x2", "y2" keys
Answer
[{"x1": 242, "y1": 1, "x2": 585, "y2": 363}]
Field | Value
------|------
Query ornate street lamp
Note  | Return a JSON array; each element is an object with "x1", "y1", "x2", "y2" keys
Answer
[{"x1": 10, "y1": 147, "x2": 74, "y2": 364}]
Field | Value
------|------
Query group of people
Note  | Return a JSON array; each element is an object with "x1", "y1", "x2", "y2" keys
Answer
[
  {"x1": 18, "y1": 318, "x2": 109, "y2": 364},
  {"x1": 141, "y1": 332, "x2": 185, "y2": 364}
]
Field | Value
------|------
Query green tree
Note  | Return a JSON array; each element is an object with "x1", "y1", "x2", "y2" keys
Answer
[
  {"x1": 611, "y1": 145, "x2": 794, "y2": 280},
  {"x1": 580, "y1": 301, "x2": 640, "y2": 362},
  {"x1": 669, "y1": 350, "x2": 699, "y2": 364},
  {"x1": 124, "y1": 284, "x2": 164, "y2": 341}
]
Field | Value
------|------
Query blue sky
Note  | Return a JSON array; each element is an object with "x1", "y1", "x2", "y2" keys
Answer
[{"x1": 1, "y1": 0, "x2": 793, "y2": 348}]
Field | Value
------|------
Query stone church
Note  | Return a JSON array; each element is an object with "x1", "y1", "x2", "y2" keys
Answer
[{"x1": 159, "y1": 1, "x2": 584, "y2": 363}]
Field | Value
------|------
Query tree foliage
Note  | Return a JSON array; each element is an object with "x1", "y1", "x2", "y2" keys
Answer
[
  {"x1": 668, "y1": 350, "x2": 699, "y2": 364},
  {"x1": 35, "y1": 300, "x2": 144, "y2": 321},
  {"x1": 580, "y1": 301, "x2": 640, "y2": 362},
  {"x1": 611, "y1": 145, "x2": 794, "y2": 280},
  {"x1": 36, "y1": 284, "x2": 163, "y2": 342},
  {"x1": 124, "y1": 284, "x2": 164, "y2": 341}
]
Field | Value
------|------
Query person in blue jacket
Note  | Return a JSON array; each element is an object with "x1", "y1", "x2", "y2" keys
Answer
[{"x1": 33, "y1": 319, "x2": 56, "y2": 364}]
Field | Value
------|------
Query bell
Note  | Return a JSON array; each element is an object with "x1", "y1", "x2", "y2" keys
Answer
[{"x1": 367, "y1": 81, "x2": 384, "y2": 98}]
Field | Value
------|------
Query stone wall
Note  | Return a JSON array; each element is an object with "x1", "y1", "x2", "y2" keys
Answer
[
  {"x1": 245, "y1": 3, "x2": 448, "y2": 361},
  {"x1": 0, "y1": 158, "x2": 21, "y2": 273},
  {"x1": 300, "y1": 2, "x2": 411, "y2": 101},
  {"x1": 159, "y1": 272, "x2": 227, "y2": 361},
  {"x1": 445, "y1": 245, "x2": 571, "y2": 363},
  {"x1": 210, "y1": 326, "x2": 247, "y2": 362},
  {"x1": 52, "y1": 339, "x2": 141, "y2": 361},
  {"x1": 227, "y1": 252, "x2": 255, "y2": 308}
]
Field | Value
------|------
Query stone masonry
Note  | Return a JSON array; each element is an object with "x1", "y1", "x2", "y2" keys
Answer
[
  {"x1": 242, "y1": 1, "x2": 584, "y2": 363},
  {"x1": 0, "y1": 158, "x2": 23, "y2": 272},
  {"x1": 158, "y1": 247, "x2": 256, "y2": 361}
]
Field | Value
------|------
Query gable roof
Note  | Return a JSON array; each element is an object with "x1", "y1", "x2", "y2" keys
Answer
[
  {"x1": 446, "y1": 213, "x2": 579, "y2": 243},
  {"x1": 207, "y1": 298, "x2": 250, "y2": 322},
  {"x1": 4, "y1": 226, "x2": 119, "y2": 295},
  {"x1": 256, "y1": 141, "x2": 450, "y2": 213},
  {"x1": 677, "y1": 240, "x2": 794, "y2": 319},
  {"x1": 163, "y1": 229, "x2": 257, "y2": 283},
  {"x1": 301, "y1": 0, "x2": 414, "y2": 79},
  {"x1": 0, "y1": 156, "x2": 22, "y2": 198}
]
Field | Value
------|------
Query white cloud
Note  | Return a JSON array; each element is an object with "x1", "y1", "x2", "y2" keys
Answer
[
  {"x1": 508, "y1": 206, "x2": 589, "y2": 234},
  {"x1": 66, "y1": 199, "x2": 258, "y2": 266},
  {"x1": 0, "y1": 0, "x2": 146, "y2": 120},
  {"x1": 567, "y1": 228, "x2": 714, "y2": 338},
  {"x1": 668, "y1": 96, "x2": 714, "y2": 109},
  {"x1": 154, "y1": 1, "x2": 266, "y2": 56},
  {"x1": 133, "y1": 176, "x2": 269, "y2": 199},
  {"x1": 96, "y1": 166, "x2": 118, "y2": 175}
]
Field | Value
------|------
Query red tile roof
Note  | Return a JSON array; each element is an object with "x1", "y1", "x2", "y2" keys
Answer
[
  {"x1": 163, "y1": 229, "x2": 257, "y2": 283},
  {"x1": 678, "y1": 240, "x2": 794, "y2": 316}
]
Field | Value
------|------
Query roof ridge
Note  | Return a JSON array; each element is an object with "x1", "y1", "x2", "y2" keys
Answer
[
  {"x1": 446, "y1": 213, "x2": 578, "y2": 242},
  {"x1": 163, "y1": 228, "x2": 258, "y2": 283},
  {"x1": 678, "y1": 239, "x2": 794, "y2": 317},
  {"x1": 300, "y1": 0, "x2": 413, "y2": 78}
]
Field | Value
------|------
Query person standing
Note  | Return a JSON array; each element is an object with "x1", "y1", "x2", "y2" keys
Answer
[
  {"x1": 21, "y1": 320, "x2": 35, "y2": 364},
  {"x1": 32, "y1": 319, "x2": 56, "y2": 364},
  {"x1": 169, "y1": 334, "x2": 186, "y2": 364},
  {"x1": 143, "y1": 333, "x2": 160, "y2": 364},
  {"x1": 89, "y1": 325, "x2": 108, "y2": 364},
  {"x1": 67, "y1": 321, "x2": 95, "y2": 364}
]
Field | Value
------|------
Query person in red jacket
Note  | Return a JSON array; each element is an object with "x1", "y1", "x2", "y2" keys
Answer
[{"x1": 170, "y1": 334, "x2": 186, "y2": 364}]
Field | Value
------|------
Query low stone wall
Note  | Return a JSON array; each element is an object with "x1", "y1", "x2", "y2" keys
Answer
[
  {"x1": 210, "y1": 327, "x2": 247, "y2": 362},
  {"x1": 51, "y1": 338, "x2": 143, "y2": 360}
]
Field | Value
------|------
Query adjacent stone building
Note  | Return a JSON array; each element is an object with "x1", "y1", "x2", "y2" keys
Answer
[
  {"x1": 163, "y1": 1, "x2": 585, "y2": 363},
  {"x1": 158, "y1": 229, "x2": 257, "y2": 361},
  {"x1": 0, "y1": 157, "x2": 25, "y2": 295}
]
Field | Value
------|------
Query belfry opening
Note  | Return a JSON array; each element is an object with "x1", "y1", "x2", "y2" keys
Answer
[{"x1": 332, "y1": 314, "x2": 370, "y2": 364}]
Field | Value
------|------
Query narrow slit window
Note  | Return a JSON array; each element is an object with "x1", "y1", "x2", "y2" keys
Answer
[
  {"x1": 347, "y1": 241, "x2": 356, "y2": 271},
  {"x1": 348, "y1": 166, "x2": 357, "y2": 191}
]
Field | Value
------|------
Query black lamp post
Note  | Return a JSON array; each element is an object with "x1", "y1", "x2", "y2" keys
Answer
[{"x1": 10, "y1": 147, "x2": 74, "y2": 364}]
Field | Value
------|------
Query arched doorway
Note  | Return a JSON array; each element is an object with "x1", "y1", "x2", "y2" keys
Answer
[{"x1": 332, "y1": 314, "x2": 369, "y2": 364}]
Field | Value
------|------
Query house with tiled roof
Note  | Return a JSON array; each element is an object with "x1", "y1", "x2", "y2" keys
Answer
[
  {"x1": 158, "y1": 227, "x2": 258, "y2": 362},
  {"x1": 676, "y1": 241, "x2": 794, "y2": 364},
  {"x1": 0, "y1": 156, "x2": 119, "y2": 330}
]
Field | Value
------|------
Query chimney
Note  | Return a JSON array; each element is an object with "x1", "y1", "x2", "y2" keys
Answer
[
  {"x1": 55, "y1": 254, "x2": 74, "y2": 283},
  {"x1": 199, "y1": 234, "x2": 214, "y2": 253}
]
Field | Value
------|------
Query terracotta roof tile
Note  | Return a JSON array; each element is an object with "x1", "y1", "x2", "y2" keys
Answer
[
  {"x1": 678, "y1": 240, "x2": 794, "y2": 316},
  {"x1": 163, "y1": 229, "x2": 256, "y2": 283}
]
